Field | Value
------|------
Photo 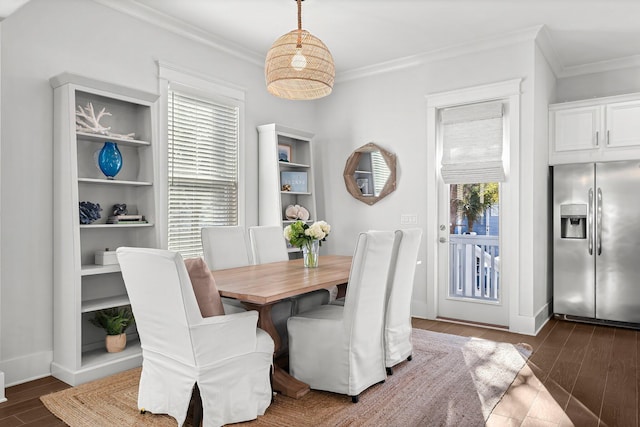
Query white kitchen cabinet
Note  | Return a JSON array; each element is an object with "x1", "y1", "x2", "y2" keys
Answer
[
  {"x1": 549, "y1": 93, "x2": 640, "y2": 165},
  {"x1": 50, "y1": 73, "x2": 159, "y2": 385}
]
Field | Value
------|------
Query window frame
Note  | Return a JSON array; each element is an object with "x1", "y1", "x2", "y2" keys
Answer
[{"x1": 158, "y1": 62, "x2": 246, "y2": 254}]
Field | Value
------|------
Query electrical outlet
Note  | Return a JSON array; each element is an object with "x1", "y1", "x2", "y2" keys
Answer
[{"x1": 400, "y1": 214, "x2": 418, "y2": 225}]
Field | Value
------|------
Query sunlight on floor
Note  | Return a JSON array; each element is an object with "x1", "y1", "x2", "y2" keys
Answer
[{"x1": 486, "y1": 363, "x2": 600, "y2": 426}]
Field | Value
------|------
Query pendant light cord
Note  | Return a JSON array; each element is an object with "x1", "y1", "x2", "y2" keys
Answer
[{"x1": 296, "y1": 0, "x2": 303, "y2": 48}]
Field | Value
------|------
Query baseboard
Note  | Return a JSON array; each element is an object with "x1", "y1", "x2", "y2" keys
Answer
[
  {"x1": 411, "y1": 299, "x2": 430, "y2": 319},
  {"x1": 534, "y1": 302, "x2": 552, "y2": 333},
  {"x1": 0, "y1": 371, "x2": 6, "y2": 403},
  {"x1": 509, "y1": 303, "x2": 551, "y2": 336},
  {"x1": 0, "y1": 350, "x2": 53, "y2": 387},
  {"x1": 51, "y1": 354, "x2": 142, "y2": 386}
]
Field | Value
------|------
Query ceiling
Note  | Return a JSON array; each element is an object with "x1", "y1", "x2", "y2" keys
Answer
[{"x1": 5, "y1": 1, "x2": 640, "y2": 78}]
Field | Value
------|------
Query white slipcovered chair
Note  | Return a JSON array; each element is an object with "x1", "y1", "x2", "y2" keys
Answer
[
  {"x1": 116, "y1": 247, "x2": 273, "y2": 427},
  {"x1": 248, "y1": 225, "x2": 330, "y2": 315},
  {"x1": 287, "y1": 231, "x2": 397, "y2": 403},
  {"x1": 384, "y1": 228, "x2": 422, "y2": 375},
  {"x1": 248, "y1": 225, "x2": 290, "y2": 265},
  {"x1": 201, "y1": 226, "x2": 252, "y2": 314}
]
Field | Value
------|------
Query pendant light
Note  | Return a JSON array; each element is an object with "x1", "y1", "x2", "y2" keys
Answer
[{"x1": 265, "y1": 0, "x2": 335, "y2": 100}]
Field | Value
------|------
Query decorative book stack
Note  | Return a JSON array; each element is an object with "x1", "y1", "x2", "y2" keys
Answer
[{"x1": 107, "y1": 214, "x2": 147, "y2": 224}]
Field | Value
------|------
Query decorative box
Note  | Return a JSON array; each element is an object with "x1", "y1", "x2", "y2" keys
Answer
[{"x1": 95, "y1": 249, "x2": 119, "y2": 265}]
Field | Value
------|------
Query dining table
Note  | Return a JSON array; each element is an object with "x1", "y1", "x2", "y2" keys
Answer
[{"x1": 212, "y1": 255, "x2": 352, "y2": 398}]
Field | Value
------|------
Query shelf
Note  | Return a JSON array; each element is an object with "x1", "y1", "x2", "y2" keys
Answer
[
  {"x1": 283, "y1": 219, "x2": 314, "y2": 224},
  {"x1": 81, "y1": 295, "x2": 130, "y2": 313},
  {"x1": 354, "y1": 170, "x2": 372, "y2": 174},
  {"x1": 281, "y1": 191, "x2": 311, "y2": 195},
  {"x1": 81, "y1": 264, "x2": 121, "y2": 276},
  {"x1": 287, "y1": 247, "x2": 301, "y2": 253},
  {"x1": 80, "y1": 222, "x2": 154, "y2": 229},
  {"x1": 76, "y1": 132, "x2": 151, "y2": 147},
  {"x1": 279, "y1": 161, "x2": 310, "y2": 168},
  {"x1": 81, "y1": 338, "x2": 141, "y2": 369},
  {"x1": 78, "y1": 177, "x2": 153, "y2": 186}
]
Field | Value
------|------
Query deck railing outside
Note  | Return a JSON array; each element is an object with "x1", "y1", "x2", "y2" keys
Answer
[{"x1": 449, "y1": 234, "x2": 500, "y2": 302}]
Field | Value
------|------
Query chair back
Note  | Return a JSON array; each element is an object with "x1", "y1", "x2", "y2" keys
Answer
[
  {"x1": 384, "y1": 229, "x2": 422, "y2": 364},
  {"x1": 201, "y1": 226, "x2": 251, "y2": 269},
  {"x1": 117, "y1": 247, "x2": 200, "y2": 366},
  {"x1": 248, "y1": 225, "x2": 289, "y2": 264},
  {"x1": 342, "y1": 231, "x2": 396, "y2": 363}
]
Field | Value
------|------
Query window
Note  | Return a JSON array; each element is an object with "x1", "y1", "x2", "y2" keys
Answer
[{"x1": 167, "y1": 90, "x2": 240, "y2": 258}]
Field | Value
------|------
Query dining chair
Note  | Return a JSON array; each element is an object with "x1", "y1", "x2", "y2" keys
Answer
[
  {"x1": 384, "y1": 228, "x2": 422, "y2": 375},
  {"x1": 117, "y1": 247, "x2": 273, "y2": 427},
  {"x1": 248, "y1": 225, "x2": 330, "y2": 315},
  {"x1": 201, "y1": 226, "x2": 251, "y2": 314},
  {"x1": 287, "y1": 230, "x2": 397, "y2": 403}
]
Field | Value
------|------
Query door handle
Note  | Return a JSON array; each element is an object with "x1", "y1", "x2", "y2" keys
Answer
[
  {"x1": 588, "y1": 188, "x2": 593, "y2": 255},
  {"x1": 595, "y1": 131, "x2": 599, "y2": 147},
  {"x1": 439, "y1": 237, "x2": 447, "y2": 243},
  {"x1": 597, "y1": 187, "x2": 602, "y2": 256}
]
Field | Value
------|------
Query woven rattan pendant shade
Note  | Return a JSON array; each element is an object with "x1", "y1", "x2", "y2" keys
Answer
[{"x1": 265, "y1": 0, "x2": 335, "y2": 100}]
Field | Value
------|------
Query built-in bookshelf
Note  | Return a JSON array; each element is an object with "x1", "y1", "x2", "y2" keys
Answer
[
  {"x1": 50, "y1": 73, "x2": 159, "y2": 386},
  {"x1": 257, "y1": 124, "x2": 317, "y2": 254}
]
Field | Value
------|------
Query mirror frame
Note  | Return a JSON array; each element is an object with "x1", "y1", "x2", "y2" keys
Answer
[{"x1": 343, "y1": 142, "x2": 397, "y2": 205}]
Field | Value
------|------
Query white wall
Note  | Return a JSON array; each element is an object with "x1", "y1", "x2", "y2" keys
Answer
[
  {"x1": 0, "y1": 0, "x2": 315, "y2": 385},
  {"x1": 556, "y1": 66, "x2": 640, "y2": 102},
  {"x1": 316, "y1": 39, "x2": 550, "y2": 334}
]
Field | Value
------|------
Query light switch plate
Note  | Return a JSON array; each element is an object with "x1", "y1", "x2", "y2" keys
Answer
[{"x1": 400, "y1": 214, "x2": 418, "y2": 225}]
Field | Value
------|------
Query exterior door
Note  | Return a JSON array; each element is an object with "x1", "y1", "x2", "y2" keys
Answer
[{"x1": 437, "y1": 180, "x2": 508, "y2": 327}]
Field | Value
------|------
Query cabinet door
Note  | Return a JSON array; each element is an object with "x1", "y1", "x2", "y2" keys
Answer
[
  {"x1": 551, "y1": 106, "x2": 602, "y2": 153},
  {"x1": 605, "y1": 100, "x2": 640, "y2": 148}
]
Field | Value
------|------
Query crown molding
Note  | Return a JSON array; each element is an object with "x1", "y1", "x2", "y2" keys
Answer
[
  {"x1": 557, "y1": 54, "x2": 640, "y2": 78},
  {"x1": 93, "y1": 0, "x2": 265, "y2": 68},
  {"x1": 337, "y1": 26, "x2": 543, "y2": 83},
  {"x1": 92, "y1": 2, "x2": 640, "y2": 83},
  {"x1": 534, "y1": 25, "x2": 563, "y2": 77}
]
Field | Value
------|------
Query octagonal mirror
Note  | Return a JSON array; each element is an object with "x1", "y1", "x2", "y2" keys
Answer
[{"x1": 343, "y1": 142, "x2": 396, "y2": 205}]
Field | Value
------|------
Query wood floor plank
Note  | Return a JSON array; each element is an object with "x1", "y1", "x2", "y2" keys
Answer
[
  {"x1": 548, "y1": 322, "x2": 594, "y2": 393},
  {"x1": 599, "y1": 328, "x2": 637, "y2": 427},
  {"x1": 568, "y1": 325, "x2": 615, "y2": 422},
  {"x1": 0, "y1": 415, "x2": 24, "y2": 427}
]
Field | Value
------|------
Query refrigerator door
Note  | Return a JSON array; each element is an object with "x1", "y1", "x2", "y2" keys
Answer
[
  {"x1": 553, "y1": 163, "x2": 595, "y2": 318},
  {"x1": 595, "y1": 161, "x2": 640, "y2": 323}
]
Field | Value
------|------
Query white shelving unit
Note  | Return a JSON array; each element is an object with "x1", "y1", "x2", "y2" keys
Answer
[
  {"x1": 257, "y1": 124, "x2": 317, "y2": 255},
  {"x1": 50, "y1": 73, "x2": 159, "y2": 386}
]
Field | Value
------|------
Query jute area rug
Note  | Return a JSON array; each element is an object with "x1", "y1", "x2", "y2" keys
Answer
[{"x1": 41, "y1": 329, "x2": 530, "y2": 427}]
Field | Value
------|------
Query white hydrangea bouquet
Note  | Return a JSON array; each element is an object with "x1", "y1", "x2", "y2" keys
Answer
[{"x1": 284, "y1": 220, "x2": 331, "y2": 267}]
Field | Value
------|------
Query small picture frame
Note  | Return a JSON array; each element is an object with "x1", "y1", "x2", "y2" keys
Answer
[
  {"x1": 281, "y1": 171, "x2": 308, "y2": 193},
  {"x1": 278, "y1": 144, "x2": 291, "y2": 162}
]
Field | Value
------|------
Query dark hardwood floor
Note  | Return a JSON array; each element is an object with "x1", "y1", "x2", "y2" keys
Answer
[{"x1": 1, "y1": 317, "x2": 636, "y2": 426}]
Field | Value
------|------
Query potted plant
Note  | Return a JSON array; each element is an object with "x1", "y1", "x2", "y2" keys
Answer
[{"x1": 89, "y1": 306, "x2": 135, "y2": 353}]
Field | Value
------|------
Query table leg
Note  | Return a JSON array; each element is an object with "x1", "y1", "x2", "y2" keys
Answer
[{"x1": 242, "y1": 301, "x2": 310, "y2": 399}]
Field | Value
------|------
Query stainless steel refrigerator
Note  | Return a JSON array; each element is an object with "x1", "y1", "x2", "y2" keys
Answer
[{"x1": 553, "y1": 160, "x2": 640, "y2": 324}]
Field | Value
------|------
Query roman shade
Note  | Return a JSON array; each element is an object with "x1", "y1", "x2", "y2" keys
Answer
[
  {"x1": 168, "y1": 91, "x2": 239, "y2": 258},
  {"x1": 440, "y1": 101, "x2": 505, "y2": 184}
]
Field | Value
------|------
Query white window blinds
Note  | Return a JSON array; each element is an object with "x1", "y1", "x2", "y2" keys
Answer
[
  {"x1": 440, "y1": 101, "x2": 505, "y2": 184},
  {"x1": 168, "y1": 90, "x2": 239, "y2": 258}
]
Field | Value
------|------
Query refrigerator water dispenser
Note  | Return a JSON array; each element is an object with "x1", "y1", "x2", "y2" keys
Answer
[{"x1": 560, "y1": 204, "x2": 587, "y2": 239}]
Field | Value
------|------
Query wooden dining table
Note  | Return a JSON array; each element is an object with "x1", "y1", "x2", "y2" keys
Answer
[{"x1": 212, "y1": 255, "x2": 352, "y2": 398}]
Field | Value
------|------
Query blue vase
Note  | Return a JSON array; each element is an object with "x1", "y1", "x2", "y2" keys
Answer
[{"x1": 97, "y1": 141, "x2": 122, "y2": 179}]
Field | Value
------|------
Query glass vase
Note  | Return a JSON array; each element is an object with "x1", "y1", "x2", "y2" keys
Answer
[
  {"x1": 303, "y1": 240, "x2": 320, "y2": 268},
  {"x1": 97, "y1": 141, "x2": 123, "y2": 179}
]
